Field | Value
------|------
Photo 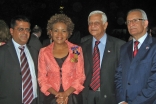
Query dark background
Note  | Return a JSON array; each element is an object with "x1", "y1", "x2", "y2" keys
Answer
[{"x1": 0, "y1": 0, "x2": 156, "y2": 41}]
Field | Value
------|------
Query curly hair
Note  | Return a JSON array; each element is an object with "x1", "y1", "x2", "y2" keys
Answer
[
  {"x1": 0, "y1": 20, "x2": 11, "y2": 42},
  {"x1": 47, "y1": 14, "x2": 74, "y2": 38}
]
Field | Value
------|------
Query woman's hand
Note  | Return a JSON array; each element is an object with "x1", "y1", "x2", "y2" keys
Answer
[
  {"x1": 55, "y1": 87, "x2": 75, "y2": 104},
  {"x1": 55, "y1": 92, "x2": 69, "y2": 104}
]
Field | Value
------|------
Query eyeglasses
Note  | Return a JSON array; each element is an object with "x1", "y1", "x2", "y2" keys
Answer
[
  {"x1": 88, "y1": 22, "x2": 101, "y2": 26},
  {"x1": 14, "y1": 28, "x2": 31, "y2": 32},
  {"x1": 125, "y1": 19, "x2": 145, "y2": 25}
]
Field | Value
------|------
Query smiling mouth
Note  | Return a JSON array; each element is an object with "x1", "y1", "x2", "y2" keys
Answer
[{"x1": 91, "y1": 30, "x2": 97, "y2": 31}]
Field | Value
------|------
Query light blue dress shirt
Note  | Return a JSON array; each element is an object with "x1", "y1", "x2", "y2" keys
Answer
[{"x1": 92, "y1": 33, "x2": 107, "y2": 68}]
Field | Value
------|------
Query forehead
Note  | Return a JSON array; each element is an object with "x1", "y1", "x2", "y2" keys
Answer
[
  {"x1": 89, "y1": 14, "x2": 102, "y2": 22},
  {"x1": 52, "y1": 22, "x2": 67, "y2": 28},
  {"x1": 127, "y1": 11, "x2": 142, "y2": 20},
  {"x1": 15, "y1": 20, "x2": 30, "y2": 27}
]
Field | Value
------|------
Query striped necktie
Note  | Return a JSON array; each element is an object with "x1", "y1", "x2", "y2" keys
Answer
[
  {"x1": 19, "y1": 46, "x2": 33, "y2": 104},
  {"x1": 133, "y1": 41, "x2": 139, "y2": 57},
  {"x1": 90, "y1": 41, "x2": 100, "y2": 91}
]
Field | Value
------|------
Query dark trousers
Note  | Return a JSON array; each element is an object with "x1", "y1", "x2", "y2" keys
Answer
[{"x1": 87, "y1": 90, "x2": 105, "y2": 104}]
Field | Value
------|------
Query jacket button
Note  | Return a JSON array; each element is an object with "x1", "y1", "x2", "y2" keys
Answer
[
  {"x1": 104, "y1": 95, "x2": 107, "y2": 98},
  {"x1": 128, "y1": 83, "x2": 130, "y2": 85}
]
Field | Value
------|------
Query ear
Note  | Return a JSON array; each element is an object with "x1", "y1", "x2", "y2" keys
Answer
[
  {"x1": 144, "y1": 20, "x2": 148, "y2": 28},
  {"x1": 103, "y1": 22, "x2": 108, "y2": 30},
  {"x1": 10, "y1": 28, "x2": 13, "y2": 36},
  {"x1": 49, "y1": 30, "x2": 53, "y2": 37}
]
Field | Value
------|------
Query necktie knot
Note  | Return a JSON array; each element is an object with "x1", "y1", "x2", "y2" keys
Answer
[
  {"x1": 134, "y1": 41, "x2": 139, "y2": 46},
  {"x1": 95, "y1": 41, "x2": 100, "y2": 46},
  {"x1": 19, "y1": 46, "x2": 25, "y2": 51}
]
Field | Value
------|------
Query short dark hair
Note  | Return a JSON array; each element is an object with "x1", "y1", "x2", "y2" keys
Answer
[
  {"x1": 10, "y1": 15, "x2": 30, "y2": 28},
  {"x1": 32, "y1": 25, "x2": 42, "y2": 33}
]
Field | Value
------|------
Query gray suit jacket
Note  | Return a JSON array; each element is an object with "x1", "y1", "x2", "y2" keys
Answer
[
  {"x1": 81, "y1": 35, "x2": 125, "y2": 104},
  {"x1": 0, "y1": 39, "x2": 42, "y2": 104},
  {"x1": 28, "y1": 34, "x2": 42, "y2": 51}
]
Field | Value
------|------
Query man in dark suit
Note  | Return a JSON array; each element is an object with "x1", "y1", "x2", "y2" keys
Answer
[
  {"x1": 115, "y1": 9, "x2": 156, "y2": 104},
  {"x1": 28, "y1": 25, "x2": 42, "y2": 51},
  {"x1": 42, "y1": 34, "x2": 52, "y2": 47},
  {"x1": 81, "y1": 10, "x2": 125, "y2": 104},
  {"x1": 0, "y1": 15, "x2": 42, "y2": 104}
]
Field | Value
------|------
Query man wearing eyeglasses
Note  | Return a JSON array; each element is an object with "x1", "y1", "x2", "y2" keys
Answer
[
  {"x1": 0, "y1": 15, "x2": 42, "y2": 104},
  {"x1": 115, "y1": 9, "x2": 156, "y2": 104},
  {"x1": 81, "y1": 10, "x2": 125, "y2": 104}
]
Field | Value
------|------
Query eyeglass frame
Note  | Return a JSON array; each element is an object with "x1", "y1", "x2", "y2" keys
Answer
[
  {"x1": 13, "y1": 27, "x2": 31, "y2": 32},
  {"x1": 88, "y1": 21, "x2": 103, "y2": 27},
  {"x1": 125, "y1": 18, "x2": 145, "y2": 25}
]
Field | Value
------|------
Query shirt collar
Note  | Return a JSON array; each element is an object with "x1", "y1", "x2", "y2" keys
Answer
[
  {"x1": 12, "y1": 38, "x2": 26, "y2": 49},
  {"x1": 133, "y1": 32, "x2": 147, "y2": 45},
  {"x1": 92, "y1": 33, "x2": 107, "y2": 45}
]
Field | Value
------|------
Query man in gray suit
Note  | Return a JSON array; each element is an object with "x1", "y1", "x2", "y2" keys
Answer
[
  {"x1": 28, "y1": 25, "x2": 42, "y2": 51},
  {"x1": 81, "y1": 10, "x2": 125, "y2": 104},
  {"x1": 0, "y1": 15, "x2": 42, "y2": 104}
]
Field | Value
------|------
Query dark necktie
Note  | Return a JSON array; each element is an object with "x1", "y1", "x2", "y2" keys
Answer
[
  {"x1": 90, "y1": 41, "x2": 100, "y2": 91},
  {"x1": 133, "y1": 41, "x2": 139, "y2": 57},
  {"x1": 19, "y1": 46, "x2": 33, "y2": 104}
]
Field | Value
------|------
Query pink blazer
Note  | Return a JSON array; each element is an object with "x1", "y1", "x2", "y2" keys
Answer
[{"x1": 38, "y1": 40, "x2": 85, "y2": 96}]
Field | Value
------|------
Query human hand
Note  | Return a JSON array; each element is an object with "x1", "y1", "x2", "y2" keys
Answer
[
  {"x1": 56, "y1": 96, "x2": 68, "y2": 104},
  {"x1": 55, "y1": 91, "x2": 68, "y2": 98},
  {"x1": 55, "y1": 92, "x2": 69, "y2": 104},
  {"x1": 120, "y1": 101, "x2": 128, "y2": 104}
]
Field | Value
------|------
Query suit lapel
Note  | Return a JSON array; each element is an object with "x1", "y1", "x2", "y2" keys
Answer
[
  {"x1": 100, "y1": 36, "x2": 118, "y2": 75},
  {"x1": 133, "y1": 34, "x2": 152, "y2": 62},
  {"x1": 27, "y1": 44, "x2": 38, "y2": 75},
  {"x1": 85, "y1": 38, "x2": 93, "y2": 75},
  {"x1": 7, "y1": 40, "x2": 20, "y2": 67},
  {"x1": 127, "y1": 40, "x2": 133, "y2": 62},
  {"x1": 101, "y1": 37, "x2": 113, "y2": 68}
]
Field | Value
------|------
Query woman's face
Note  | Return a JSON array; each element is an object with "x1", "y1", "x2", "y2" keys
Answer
[{"x1": 50, "y1": 22, "x2": 69, "y2": 44}]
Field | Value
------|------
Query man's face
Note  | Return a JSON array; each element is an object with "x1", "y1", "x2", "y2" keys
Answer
[
  {"x1": 10, "y1": 21, "x2": 31, "y2": 45},
  {"x1": 88, "y1": 14, "x2": 108, "y2": 40},
  {"x1": 126, "y1": 11, "x2": 148, "y2": 39}
]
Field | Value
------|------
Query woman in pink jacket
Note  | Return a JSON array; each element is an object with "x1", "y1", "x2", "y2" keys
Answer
[{"x1": 38, "y1": 14, "x2": 85, "y2": 104}]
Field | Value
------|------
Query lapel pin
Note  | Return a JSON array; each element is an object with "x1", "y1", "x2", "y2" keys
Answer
[
  {"x1": 146, "y1": 47, "x2": 149, "y2": 49},
  {"x1": 108, "y1": 50, "x2": 110, "y2": 53}
]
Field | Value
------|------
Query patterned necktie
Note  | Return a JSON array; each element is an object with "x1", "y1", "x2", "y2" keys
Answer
[
  {"x1": 19, "y1": 46, "x2": 33, "y2": 104},
  {"x1": 133, "y1": 41, "x2": 139, "y2": 57},
  {"x1": 90, "y1": 41, "x2": 100, "y2": 91}
]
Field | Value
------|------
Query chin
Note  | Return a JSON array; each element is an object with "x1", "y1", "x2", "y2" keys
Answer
[{"x1": 90, "y1": 33, "x2": 97, "y2": 36}]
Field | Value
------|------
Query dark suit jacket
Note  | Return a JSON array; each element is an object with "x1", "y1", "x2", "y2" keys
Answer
[
  {"x1": 81, "y1": 35, "x2": 125, "y2": 104},
  {"x1": 42, "y1": 38, "x2": 51, "y2": 47},
  {"x1": 115, "y1": 34, "x2": 156, "y2": 104},
  {"x1": 0, "y1": 39, "x2": 42, "y2": 104},
  {"x1": 28, "y1": 34, "x2": 42, "y2": 51}
]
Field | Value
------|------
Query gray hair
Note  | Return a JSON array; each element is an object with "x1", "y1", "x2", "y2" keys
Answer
[
  {"x1": 88, "y1": 10, "x2": 107, "y2": 24},
  {"x1": 127, "y1": 9, "x2": 148, "y2": 20}
]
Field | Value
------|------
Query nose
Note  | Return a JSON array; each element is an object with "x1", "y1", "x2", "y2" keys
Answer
[{"x1": 58, "y1": 31, "x2": 63, "y2": 36}]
